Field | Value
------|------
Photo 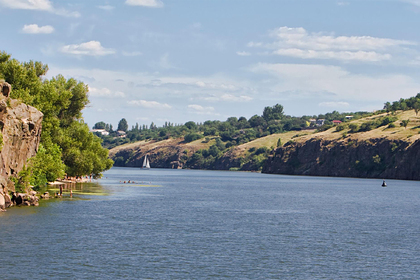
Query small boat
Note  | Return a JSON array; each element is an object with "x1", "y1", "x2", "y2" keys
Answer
[
  {"x1": 142, "y1": 154, "x2": 150, "y2": 169},
  {"x1": 382, "y1": 180, "x2": 387, "y2": 187}
]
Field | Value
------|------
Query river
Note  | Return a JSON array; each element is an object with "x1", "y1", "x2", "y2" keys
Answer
[{"x1": 1, "y1": 167, "x2": 420, "y2": 279}]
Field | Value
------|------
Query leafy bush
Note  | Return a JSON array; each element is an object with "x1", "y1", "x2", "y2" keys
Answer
[
  {"x1": 348, "y1": 123, "x2": 359, "y2": 133},
  {"x1": 184, "y1": 133, "x2": 202, "y2": 143},
  {"x1": 335, "y1": 124, "x2": 347, "y2": 132},
  {"x1": 255, "y1": 147, "x2": 268, "y2": 155}
]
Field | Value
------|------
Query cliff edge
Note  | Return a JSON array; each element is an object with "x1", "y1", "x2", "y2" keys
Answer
[
  {"x1": 0, "y1": 82, "x2": 43, "y2": 191},
  {"x1": 262, "y1": 137, "x2": 420, "y2": 180}
]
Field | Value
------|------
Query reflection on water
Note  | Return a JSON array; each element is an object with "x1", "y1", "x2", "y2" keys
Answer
[{"x1": 1, "y1": 167, "x2": 420, "y2": 279}]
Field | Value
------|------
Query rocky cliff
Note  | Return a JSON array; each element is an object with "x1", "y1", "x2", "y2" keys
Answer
[
  {"x1": 0, "y1": 83, "x2": 43, "y2": 191},
  {"x1": 262, "y1": 137, "x2": 420, "y2": 180}
]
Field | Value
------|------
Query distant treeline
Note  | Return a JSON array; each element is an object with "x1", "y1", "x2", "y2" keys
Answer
[{"x1": 94, "y1": 103, "x2": 372, "y2": 150}]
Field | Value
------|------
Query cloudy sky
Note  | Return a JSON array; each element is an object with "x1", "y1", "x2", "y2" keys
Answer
[{"x1": 1, "y1": 0, "x2": 420, "y2": 128}]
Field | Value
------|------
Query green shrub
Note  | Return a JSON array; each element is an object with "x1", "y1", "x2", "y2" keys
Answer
[
  {"x1": 348, "y1": 123, "x2": 359, "y2": 133},
  {"x1": 184, "y1": 133, "x2": 202, "y2": 143},
  {"x1": 335, "y1": 124, "x2": 347, "y2": 132}
]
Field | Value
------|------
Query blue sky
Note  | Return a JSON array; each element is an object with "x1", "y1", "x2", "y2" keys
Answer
[{"x1": 1, "y1": 0, "x2": 420, "y2": 128}]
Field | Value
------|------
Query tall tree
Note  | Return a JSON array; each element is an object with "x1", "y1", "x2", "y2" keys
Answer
[{"x1": 117, "y1": 118, "x2": 128, "y2": 132}]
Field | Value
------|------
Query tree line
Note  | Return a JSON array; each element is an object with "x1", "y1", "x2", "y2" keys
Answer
[{"x1": 94, "y1": 103, "x2": 372, "y2": 150}]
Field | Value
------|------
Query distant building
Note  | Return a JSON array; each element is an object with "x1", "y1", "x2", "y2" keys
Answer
[
  {"x1": 316, "y1": 119, "x2": 325, "y2": 126},
  {"x1": 91, "y1": 129, "x2": 109, "y2": 136},
  {"x1": 345, "y1": 116, "x2": 353, "y2": 120},
  {"x1": 117, "y1": 130, "x2": 126, "y2": 138},
  {"x1": 332, "y1": 120, "x2": 342, "y2": 125}
]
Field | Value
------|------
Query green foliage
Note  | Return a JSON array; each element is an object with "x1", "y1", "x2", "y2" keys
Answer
[
  {"x1": 184, "y1": 133, "x2": 202, "y2": 143},
  {"x1": 59, "y1": 121, "x2": 113, "y2": 178},
  {"x1": 384, "y1": 94, "x2": 420, "y2": 113},
  {"x1": 255, "y1": 147, "x2": 268, "y2": 155},
  {"x1": 0, "y1": 51, "x2": 113, "y2": 183},
  {"x1": 117, "y1": 118, "x2": 128, "y2": 132},
  {"x1": 13, "y1": 165, "x2": 32, "y2": 193},
  {"x1": 390, "y1": 142, "x2": 398, "y2": 152},
  {"x1": 0, "y1": 131, "x2": 3, "y2": 152},
  {"x1": 348, "y1": 123, "x2": 359, "y2": 133},
  {"x1": 28, "y1": 143, "x2": 65, "y2": 186},
  {"x1": 184, "y1": 121, "x2": 197, "y2": 130},
  {"x1": 335, "y1": 124, "x2": 347, "y2": 132},
  {"x1": 277, "y1": 138, "x2": 282, "y2": 147},
  {"x1": 400, "y1": 119, "x2": 409, "y2": 129},
  {"x1": 316, "y1": 124, "x2": 333, "y2": 132},
  {"x1": 93, "y1": 121, "x2": 106, "y2": 129},
  {"x1": 263, "y1": 104, "x2": 284, "y2": 121}
]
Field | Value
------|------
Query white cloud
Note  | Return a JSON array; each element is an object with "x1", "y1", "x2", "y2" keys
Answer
[
  {"x1": 22, "y1": 24, "x2": 54, "y2": 34},
  {"x1": 273, "y1": 48, "x2": 391, "y2": 62},
  {"x1": 249, "y1": 63, "x2": 420, "y2": 101},
  {"x1": 337, "y1": 2, "x2": 350, "y2": 6},
  {"x1": 220, "y1": 94, "x2": 253, "y2": 102},
  {"x1": 97, "y1": 5, "x2": 114, "y2": 11},
  {"x1": 61, "y1": 41, "x2": 116, "y2": 56},
  {"x1": 319, "y1": 101, "x2": 350, "y2": 107},
  {"x1": 237, "y1": 51, "x2": 251, "y2": 56},
  {"x1": 0, "y1": 0, "x2": 80, "y2": 17},
  {"x1": 122, "y1": 51, "x2": 143, "y2": 56},
  {"x1": 0, "y1": 0, "x2": 52, "y2": 10},
  {"x1": 125, "y1": 0, "x2": 164, "y2": 8},
  {"x1": 89, "y1": 87, "x2": 125, "y2": 98},
  {"x1": 128, "y1": 100, "x2": 171, "y2": 109},
  {"x1": 188, "y1": 104, "x2": 217, "y2": 115},
  {"x1": 248, "y1": 26, "x2": 415, "y2": 62}
]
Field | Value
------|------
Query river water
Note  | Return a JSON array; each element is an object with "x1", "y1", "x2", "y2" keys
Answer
[{"x1": 1, "y1": 167, "x2": 420, "y2": 279}]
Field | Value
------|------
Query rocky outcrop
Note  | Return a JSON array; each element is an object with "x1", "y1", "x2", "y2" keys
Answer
[
  {"x1": 0, "y1": 83, "x2": 43, "y2": 192},
  {"x1": 262, "y1": 137, "x2": 420, "y2": 180}
]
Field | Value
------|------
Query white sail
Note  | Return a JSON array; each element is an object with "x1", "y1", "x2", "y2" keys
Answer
[{"x1": 143, "y1": 155, "x2": 150, "y2": 169}]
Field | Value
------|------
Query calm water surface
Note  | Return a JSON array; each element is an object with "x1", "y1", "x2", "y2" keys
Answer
[{"x1": 1, "y1": 167, "x2": 420, "y2": 279}]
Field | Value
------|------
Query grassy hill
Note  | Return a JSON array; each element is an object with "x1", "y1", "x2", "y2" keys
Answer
[{"x1": 109, "y1": 109, "x2": 420, "y2": 175}]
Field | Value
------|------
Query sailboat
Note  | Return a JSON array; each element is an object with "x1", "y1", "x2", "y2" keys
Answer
[{"x1": 142, "y1": 154, "x2": 150, "y2": 169}]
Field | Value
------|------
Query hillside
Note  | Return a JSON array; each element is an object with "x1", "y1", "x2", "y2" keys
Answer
[
  {"x1": 263, "y1": 110, "x2": 420, "y2": 180},
  {"x1": 109, "y1": 109, "x2": 420, "y2": 180}
]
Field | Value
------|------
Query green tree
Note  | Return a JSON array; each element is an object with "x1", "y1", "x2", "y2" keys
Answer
[
  {"x1": 184, "y1": 121, "x2": 197, "y2": 130},
  {"x1": 400, "y1": 119, "x2": 409, "y2": 129},
  {"x1": 277, "y1": 138, "x2": 282, "y2": 147},
  {"x1": 263, "y1": 104, "x2": 284, "y2": 121},
  {"x1": 118, "y1": 118, "x2": 128, "y2": 132},
  {"x1": 414, "y1": 102, "x2": 420, "y2": 116},
  {"x1": 0, "y1": 51, "x2": 113, "y2": 185},
  {"x1": 94, "y1": 121, "x2": 106, "y2": 129}
]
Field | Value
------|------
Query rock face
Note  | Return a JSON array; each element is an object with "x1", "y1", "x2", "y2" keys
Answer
[
  {"x1": 0, "y1": 88, "x2": 43, "y2": 191},
  {"x1": 262, "y1": 138, "x2": 420, "y2": 180}
]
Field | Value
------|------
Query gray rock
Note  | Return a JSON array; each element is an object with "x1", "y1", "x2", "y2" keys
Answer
[{"x1": 0, "y1": 97, "x2": 43, "y2": 192}]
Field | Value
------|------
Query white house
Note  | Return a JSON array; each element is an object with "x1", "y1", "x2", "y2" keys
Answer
[{"x1": 91, "y1": 129, "x2": 109, "y2": 136}]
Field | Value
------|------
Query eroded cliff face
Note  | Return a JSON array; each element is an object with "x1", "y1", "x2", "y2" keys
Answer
[
  {"x1": 0, "y1": 94, "x2": 43, "y2": 191},
  {"x1": 262, "y1": 138, "x2": 420, "y2": 180}
]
